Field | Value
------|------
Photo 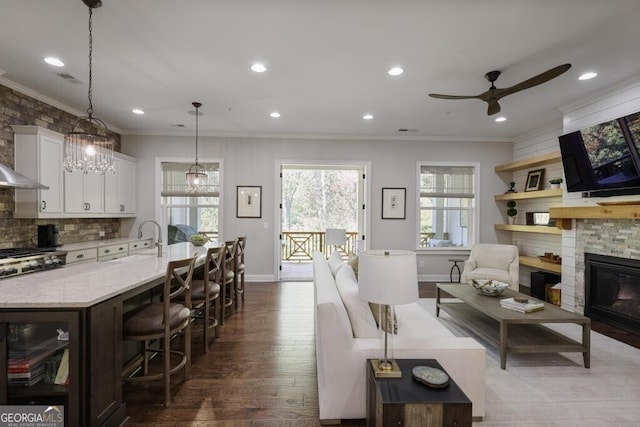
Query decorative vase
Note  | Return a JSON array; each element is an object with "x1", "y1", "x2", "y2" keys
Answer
[
  {"x1": 507, "y1": 216, "x2": 515, "y2": 225},
  {"x1": 550, "y1": 183, "x2": 560, "y2": 189}
]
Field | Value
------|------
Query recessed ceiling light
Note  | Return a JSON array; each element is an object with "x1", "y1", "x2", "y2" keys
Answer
[
  {"x1": 251, "y1": 63, "x2": 267, "y2": 73},
  {"x1": 44, "y1": 57, "x2": 64, "y2": 67},
  {"x1": 578, "y1": 71, "x2": 598, "y2": 81},
  {"x1": 270, "y1": 112, "x2": 281, "y2": 118},
  {"x1": 363, "y1": 114, "x2": 373, "y2": 120},
  {"x1": 495, "y1": 116, "x2": 507, "y2": 122},
  {"x1": 132, "y1": 109, "x2": 144, "y2": 115},
  {"x1": 388, "y1": 67, "x2": 404, "y2": 76}
]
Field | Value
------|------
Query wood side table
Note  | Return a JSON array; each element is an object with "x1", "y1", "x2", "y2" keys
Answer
[{"x1": 366, "y1": 359, "x2": 471, "y2": 427}]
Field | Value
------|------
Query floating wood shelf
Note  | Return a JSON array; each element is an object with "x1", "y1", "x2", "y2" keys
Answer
[
  {"x1": 495, "y1": 188, "x2": 562, "y2": 201},
  {"x1": 494, "y1": 224, "x2": 562, "y2": 235},
  {"x1": 549, "y1": 205, "x2": 640, "y2": 230},
  {"x1": 495, "y1": 151, "x2": 562, "y2": 173},
  {"x1": 519, "y1": 255, "x2": 562, "y2": 274}
]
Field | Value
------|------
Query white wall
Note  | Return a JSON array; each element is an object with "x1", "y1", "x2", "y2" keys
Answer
[
  {"x1": 510, "y1": 124, "x2": 565, "y2": 287},
  {"x1": 511, "y1": 74, "x2": 640, "y2": 306},
  {"x1": 121, "y1": 134, "x2": 513, "y2": 281},
  {"x1": 558, "y1": 75, "x2": 640, "y2": 309}
]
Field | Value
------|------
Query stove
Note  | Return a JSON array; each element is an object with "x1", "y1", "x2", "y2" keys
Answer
[{"x1": 0, "y1": 248, "x2": 67, "y2": 278}]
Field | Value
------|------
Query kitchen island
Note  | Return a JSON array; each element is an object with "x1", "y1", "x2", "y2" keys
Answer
[{"x1": 0, "y1": 242, "x2": 208, "y2": 427}]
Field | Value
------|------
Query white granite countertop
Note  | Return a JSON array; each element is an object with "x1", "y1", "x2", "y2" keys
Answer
[{"x1": 0, "y1": 242, "x2": 208, "y2": 309}]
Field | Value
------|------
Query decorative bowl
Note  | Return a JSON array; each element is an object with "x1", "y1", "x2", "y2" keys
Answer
[
  {"x1": 470, "y1": 279, "x2": 509, "y2": 296},
  {"x1": 189, "y1": 234, "x2": 207, "y2": 247}
]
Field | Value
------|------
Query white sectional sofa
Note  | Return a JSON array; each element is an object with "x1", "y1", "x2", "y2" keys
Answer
[{"x1": 313, "y1": 251, "x2": 486, "y2": 424}]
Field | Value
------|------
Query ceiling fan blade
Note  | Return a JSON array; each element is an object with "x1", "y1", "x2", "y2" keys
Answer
[
  {"x1": 428, "y1": 93, "x2": 480, "y2": 100},
  {"x1": 497, "y1": 63, "x2": 572, "y2": 99},
  {"x1": 487, "y1": 99, "x2": 501, "y2": 115}
]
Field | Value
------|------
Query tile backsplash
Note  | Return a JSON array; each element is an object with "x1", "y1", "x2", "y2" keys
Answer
[{"x1": 0, "y1": 84, "x2": 122, "y2": 248}]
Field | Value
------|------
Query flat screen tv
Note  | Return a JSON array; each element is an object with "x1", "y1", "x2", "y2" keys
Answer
[{"x1": 558, "y1": 111, "x2": 640, "y2": 197}]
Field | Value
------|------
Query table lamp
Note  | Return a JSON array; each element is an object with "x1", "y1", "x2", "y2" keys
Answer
[
  {"x1": 326, "y1": 228, "x2": 346, "y2": 253},
  {"x1": 358, "y1": 249, "x2": 419, "y2": 378}
]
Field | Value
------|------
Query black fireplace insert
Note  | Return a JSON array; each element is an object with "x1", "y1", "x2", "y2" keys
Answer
[{"x1": 585, "y1": 253, "x2": 640, "y2": 335}]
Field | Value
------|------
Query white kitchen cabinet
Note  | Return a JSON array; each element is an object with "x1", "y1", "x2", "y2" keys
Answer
[
  {"x1": 66, "y1": 248, "x2": 98, "y2": 264},
  {"x1": 64, "y1": 169, "x2": 104, "y2": 214},
  {"x1": 97, "y1": 243, "x2": 128, "y2": 261},
  {"x1": 12, "y1": 125, "x2": 64, "y2": 218},
  {"x1": 104, "y1": 156, "x2": 136, "y2": 216},
  {"x1": 128, "y1": 238, "x2": 152, "y2": 252}
]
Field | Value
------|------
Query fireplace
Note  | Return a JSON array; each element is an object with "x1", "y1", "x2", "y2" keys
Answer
[{"x1": 585, "y1": 253, "x2": 640, "y2": 335}]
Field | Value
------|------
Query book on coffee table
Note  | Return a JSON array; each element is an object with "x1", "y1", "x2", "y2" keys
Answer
[{"x1": 500, "y1": 297, "x2": 544, "y2": 313}]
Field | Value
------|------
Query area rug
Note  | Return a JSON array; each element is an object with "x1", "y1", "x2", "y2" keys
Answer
[{"x1": 418, "y1": 298, "x2": 640, "y2": 427}]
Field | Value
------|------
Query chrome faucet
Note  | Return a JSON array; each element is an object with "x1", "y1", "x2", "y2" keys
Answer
[{"x1": 138, "y1": 220, "x2": 163, "y2": 257}]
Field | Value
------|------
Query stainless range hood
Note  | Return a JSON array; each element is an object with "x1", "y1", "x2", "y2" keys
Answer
[{"x1": 0, "y1": 163, "x2": 48, "y2": 189}]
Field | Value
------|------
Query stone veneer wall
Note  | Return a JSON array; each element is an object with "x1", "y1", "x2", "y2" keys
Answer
[
  {"x1": 573, "y1": 219, "x2": 640, "y2": 312},
  {"x1": 0, "y1": 84, "x2": 123, "y2": 248}
]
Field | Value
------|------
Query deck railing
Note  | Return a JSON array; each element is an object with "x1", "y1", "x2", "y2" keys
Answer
[
  {"x1": 281, "y1": 231, "x2": 359, "y2": 261},
  {"x1": 280, "y1": 231, "x2": 442, "y2": 259}
]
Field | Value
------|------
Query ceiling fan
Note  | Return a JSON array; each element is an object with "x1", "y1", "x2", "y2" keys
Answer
[{"x1": 428, "y1": 63, "x2": 572, "y2": 115}]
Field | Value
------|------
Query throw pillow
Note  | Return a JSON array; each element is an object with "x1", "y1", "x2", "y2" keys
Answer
[
  {"x1": 335, "y1": 265, "x2": 378, "y2": 338},
  {"x1": 347, "y1": 253, "x2": 359, "y2": 278},
  {"x1": 328, "y1": 250, "x2": 344, "y2": 276},
  {"x1": 369, "y1": 303, "x2": 398, "y2": 334}
]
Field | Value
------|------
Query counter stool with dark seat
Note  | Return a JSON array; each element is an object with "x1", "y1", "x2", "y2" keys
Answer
[
  {"x1": 177, "y1": 246, "x2": 223, "y2": 354},
  {"x1": 234, "y1": 236, "x2": 247, "y2": 307},
  {"x1": 221, "y1": 240, "x2": 237, "y2": 323},
  {"x1": 122, "y1": 255, "x2": 197, "y2": 407}
]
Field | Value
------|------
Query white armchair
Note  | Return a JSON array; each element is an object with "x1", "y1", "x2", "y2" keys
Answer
[{"x1": 460, "y1": 243, "x2": 519, "y2": 289}]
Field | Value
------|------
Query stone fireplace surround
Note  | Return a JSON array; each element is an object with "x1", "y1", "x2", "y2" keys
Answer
[{"x1": 573, "y1": 219, "x2": 640, "y2": 315}]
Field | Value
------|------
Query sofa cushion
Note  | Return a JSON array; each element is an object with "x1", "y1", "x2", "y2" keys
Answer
[
  {"x1": 347, "y1": 253, "x2": 359, "y2": 277},
  {"x1": 328, "y1": 250, "x2": 344, "y2": 276},
  {"x1": 334, "y1": 265, "x2": 378, "y2": 338}
]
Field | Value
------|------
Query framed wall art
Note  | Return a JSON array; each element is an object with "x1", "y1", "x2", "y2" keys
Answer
[
  {"x1": 381, "y1": 187, "x2": 406, "y2": 219},
  {"x1": 237, "y1": 186, "x2": 262, "y2": 218},
  {"x1": 525, "y1": 169, "x2": 544, "y2": 192}
]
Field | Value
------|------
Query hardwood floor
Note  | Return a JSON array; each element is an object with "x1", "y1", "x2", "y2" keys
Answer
[
  {"x1": 124, "y1": 281, "x2": 640, "y2": 426},
  {"x1": 124, "y1": 281, "x2": 365, "y2": 426}
]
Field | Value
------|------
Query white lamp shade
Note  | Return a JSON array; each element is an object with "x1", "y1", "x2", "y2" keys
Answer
[
  {"x1": 358, "y1": 250, "x2": 419, "y2": 305},
  {"x1": 326, "y1": 228, "x2": 347, "y2": 246}
]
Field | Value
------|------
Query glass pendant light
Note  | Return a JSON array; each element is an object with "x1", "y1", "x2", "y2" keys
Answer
[
  {"x1": 64, "y1": 3, "x2": 115, "y2": 175},
  {"x1": 185, "y1": 102, "x2": 207, "y2": 193}
]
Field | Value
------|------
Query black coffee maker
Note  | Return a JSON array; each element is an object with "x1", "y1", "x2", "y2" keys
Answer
[{"x1": 37, "y1": 224, "x2": 59, "y2": 248}]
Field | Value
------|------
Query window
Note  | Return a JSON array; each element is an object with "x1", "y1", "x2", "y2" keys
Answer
[
  {"x1": 418, "y1": 163, "x2": 476, "y2": 249},
  {"x1": 161, "y1": 161, "x2": 220, "y2": 245}
]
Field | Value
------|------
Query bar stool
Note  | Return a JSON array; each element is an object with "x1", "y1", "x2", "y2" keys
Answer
[
  {"x1": 221, "y1": 240, "x2": 237, "y2": 323},
  {"x1": 122, "y1": 255, "x2": 197, "y2": 407},
  {"x1": 178, "y1": 246, "x2": 222, "y2": 354},
  {"x1": 234, "y1": 236, "x2": 247, "y2": 307}
]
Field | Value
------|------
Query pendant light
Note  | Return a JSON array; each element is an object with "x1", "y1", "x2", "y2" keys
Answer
[
  {"x1": 64, "y1": 2, "x2": 115, "y2": 175},
  {"x1": 185, "y1": 102, "x2": 207, "y2": 193}
]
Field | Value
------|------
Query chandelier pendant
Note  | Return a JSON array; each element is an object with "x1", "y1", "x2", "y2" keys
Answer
[
  {"x1": 185, "y1": 102, "x2": 207, "y2": 193},
  {"x1": 64, "y1": 4, "x2": 115, "y2": 175}
]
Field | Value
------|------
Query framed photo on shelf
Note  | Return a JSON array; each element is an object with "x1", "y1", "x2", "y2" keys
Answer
[
  {"x1": 525, "y1": 169, "x2": 544, "y2": 192},
  {"x1": 237, "y1": 186, "x2": 262, "y2": 218},
  {"x1": 381, "y1": 187, "x2": 406, "y2": 219}
]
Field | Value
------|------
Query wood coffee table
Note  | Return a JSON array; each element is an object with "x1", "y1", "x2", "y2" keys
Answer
[{"x1": 436, "y1": 283, "x2": 591, "y2": 369}]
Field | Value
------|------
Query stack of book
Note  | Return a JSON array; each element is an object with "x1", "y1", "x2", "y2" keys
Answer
[
  {"x1": 500, "y1": 297, "x2": 545, "y2": 313},
  {"x1": 8, "y1": 335, "x2": 68, "y2": 387}
]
